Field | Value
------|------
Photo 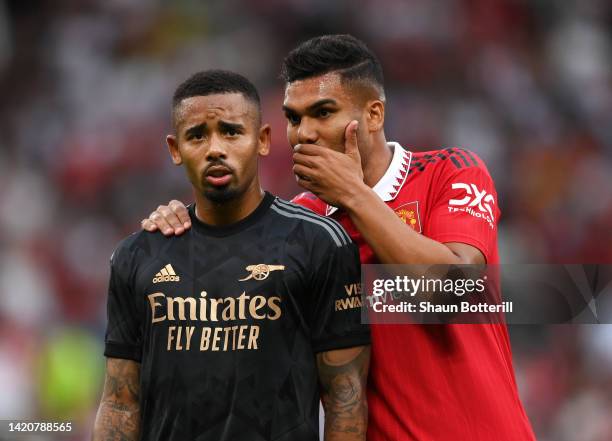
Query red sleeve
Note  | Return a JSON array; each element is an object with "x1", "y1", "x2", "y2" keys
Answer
[
  {"x1": 291, "y1": 192, "x2": 327, "y2": 215},
  {"x1": 425, "y1": 151, "x2": 500, "y2": 261}
]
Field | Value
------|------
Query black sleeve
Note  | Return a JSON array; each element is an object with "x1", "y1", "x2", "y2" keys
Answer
[
  {"x1": 103, "y1": 236, "x2": 143, "y2": 362},
  {"x1": 309, "y1": 236, "x2": 370, "y2": 353}
]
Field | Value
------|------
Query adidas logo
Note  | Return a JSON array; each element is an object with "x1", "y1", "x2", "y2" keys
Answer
[{"x1": 153, "y1": 264, "x2": 180, "y2": 283}]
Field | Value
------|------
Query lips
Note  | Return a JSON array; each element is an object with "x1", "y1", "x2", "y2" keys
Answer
[{"x1": 204, "y1": 165, "x2": 233, "y2": 187}]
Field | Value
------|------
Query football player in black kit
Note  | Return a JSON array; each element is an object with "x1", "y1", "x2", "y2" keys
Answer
[{"x1": 92, "y1": 70, "x2": 370, "y2": 441}]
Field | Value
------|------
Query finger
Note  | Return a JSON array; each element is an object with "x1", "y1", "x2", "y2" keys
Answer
[
  {"x1": 141, "y1": 219, "x2": 158, "y2": 232},
  {"x1": 344, "y1": 120, "x2": 359, "y2": 156},
  {"x1": 149, "y1": 211, "x2": 174, "y2": 236},
  {"x1": 293, "y1": 143, "x2": 327, "y2": 156},
  {"x1": 157, "y1": 205, "x2": 185, "y2": 235},
  {"x1": 292, "y1": 164, "x2": 318, "y2": 182},
  {"x1": 292, "y1": 152, "x2": 319, "y2": 168},
  {"x1": 169, "y1": 200, "x2": 191, "y2": 228},
  {"x1": 295, "y1": 174, "x2": 317, "y2": 192}
]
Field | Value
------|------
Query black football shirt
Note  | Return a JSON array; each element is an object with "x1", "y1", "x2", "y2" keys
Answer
[{"x1": 104, "y1": 192, "x2": 369, "y2": 441}]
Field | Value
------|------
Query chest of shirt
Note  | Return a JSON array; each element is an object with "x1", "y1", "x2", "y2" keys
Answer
[
  {"x1": 332, "y1": 173, "x2": 437, "y2": 263},
  {"x1": 132, "y1": 234, "x2": 313, "y2": 330}
]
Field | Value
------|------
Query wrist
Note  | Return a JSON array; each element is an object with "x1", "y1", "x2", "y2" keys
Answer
[{"x1": 339, "y1": 181, "x2": 372, "y2": 213}]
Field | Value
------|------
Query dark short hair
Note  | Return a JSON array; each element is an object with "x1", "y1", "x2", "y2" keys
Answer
[
  {"x1": 172, "y1": 69, "x2": 261, "y2": 111},
  {"x1": 280, "y1": 34, "x2": 384, "y2": 92}
]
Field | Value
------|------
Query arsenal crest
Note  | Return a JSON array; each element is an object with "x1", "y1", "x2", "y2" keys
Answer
[{"x1": 394, "y1": 201, "x2": 422, "y2": 233}]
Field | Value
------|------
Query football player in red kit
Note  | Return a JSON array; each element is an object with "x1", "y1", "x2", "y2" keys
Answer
[{"x1": 141, "y1": 35, "x2": 535, "y2": 440}]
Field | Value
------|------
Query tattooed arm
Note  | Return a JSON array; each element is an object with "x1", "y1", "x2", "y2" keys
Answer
[
  {"x1": 92, "y1": 358, "x2": 141, "y2": 441},
  {"x1": 317, "y1": 345, "x2": 370, "y2": 441}
]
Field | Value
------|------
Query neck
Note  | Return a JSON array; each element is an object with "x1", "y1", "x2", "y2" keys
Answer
[
  {"x1": 194, "y1": 181, "x2": 264, "y2": 226},
  {"x1": 362, "y1": 131, "x2": 393, "y2": 188}
]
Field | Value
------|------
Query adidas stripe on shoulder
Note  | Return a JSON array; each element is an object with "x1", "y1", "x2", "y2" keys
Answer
[{"x1": 271, "y1": 199, "x2": 351, "y2": 248}]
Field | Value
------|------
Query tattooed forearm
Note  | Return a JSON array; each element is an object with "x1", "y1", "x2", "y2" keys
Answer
[
  {"x1": 92, "y1": 358, "x2": 141, "y2": 441},
  {"x1": 317, "y1": 345, "x2": 370, "y2": 441}
]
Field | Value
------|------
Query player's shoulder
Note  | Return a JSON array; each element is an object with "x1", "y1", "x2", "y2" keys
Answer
[
  {"x1": 290, "y1": 191, "x2": 327, "y2": 215},
  {"x1": 269, "y1": 196, "x2": 352, "y2": 248},
  {"x1": 410, "y1": 147, "x2": 491, "y2": 176},
  {"x1": 110, "y1": 231, "x2": 138, "y2": 268},
  {"x1": 110, "y1": 229, "x2": 172, "y2": 266}
]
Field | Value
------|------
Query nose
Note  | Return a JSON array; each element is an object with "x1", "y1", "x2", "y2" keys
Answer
[
  {"x1": 297, "y1": 117, "x2": 318, "y2": 144},
  {"x1": 206, "y1": 138, "x2": 228, "y2": 161}
]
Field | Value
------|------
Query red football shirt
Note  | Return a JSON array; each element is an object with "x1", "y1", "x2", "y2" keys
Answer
[{"x1": 293, "y1": 143, "x2": 535, "y2": 440}]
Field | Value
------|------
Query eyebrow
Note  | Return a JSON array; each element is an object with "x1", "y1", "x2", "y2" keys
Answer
[
  {"x1": 184, "y1": 122, "x2": 206, "y2": 137},
  {"x1": 218, "y1": 120, "x2": 245, "y2": 132},
  {"x1": 283, "y1": 98, "x2": 338, "y2": 114},
  {"x1": 183, "y1": 120, "x2": 245, "y2": 137}
]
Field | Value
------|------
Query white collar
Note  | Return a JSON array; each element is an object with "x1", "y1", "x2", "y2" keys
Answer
[{"x1": 326, "y1": 142, "x2": 412, "y2": 216}]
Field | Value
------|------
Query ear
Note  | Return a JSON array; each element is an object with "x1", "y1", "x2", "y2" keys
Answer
[
  {"x1": 257, "y1": 124, "x2": 271, "y2": 157},
  {"x1": 366, "y1": 100, "x2": 385, "y2": 132},
  {"x1": 166, "y1": 134, "x2": 182, "y2": 165}
]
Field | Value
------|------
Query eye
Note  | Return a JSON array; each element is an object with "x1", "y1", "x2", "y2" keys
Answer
[
  {"x1": 226, "y1": 128, "x2": 239, "y2": 137},
  {"x1": 188, "y1": 130, "x2": 205, "y2": 141},
  {"x1": 317, "y1": 109, "x2": 331, "y2": 118},
  {"x1": 286, "y1": 113, "x2": 300, "y2": 126}
]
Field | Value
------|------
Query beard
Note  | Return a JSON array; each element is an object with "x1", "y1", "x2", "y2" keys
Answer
[{"x1": 203, "y1": 185, "x2": 241, "y2": 203}]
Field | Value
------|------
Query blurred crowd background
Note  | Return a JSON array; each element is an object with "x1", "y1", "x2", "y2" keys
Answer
[{"x1": 0, "y1": 0, "x2": 611, "y2": 439}]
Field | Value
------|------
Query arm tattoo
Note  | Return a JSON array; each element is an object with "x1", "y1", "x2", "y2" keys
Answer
[
  {"x1": 317, "y1": 346, "x2": 370, "y2": 440},
  {"x1": 92, "y1": 358, "x2": 141, "y2": 441}
]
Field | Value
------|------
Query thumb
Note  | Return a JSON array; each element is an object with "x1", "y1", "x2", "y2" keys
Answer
[{"x1": 344, "y1": 120, "x2": 359, "y2": 157}]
